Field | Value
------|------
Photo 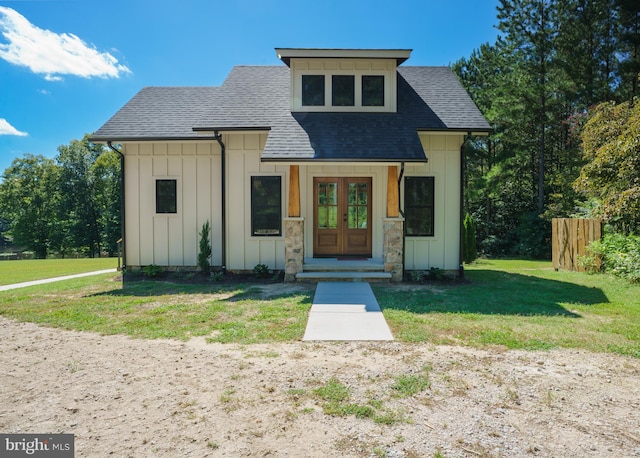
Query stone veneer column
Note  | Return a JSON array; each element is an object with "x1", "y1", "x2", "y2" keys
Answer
[
  {"x1": 383, "y1": 218, "x2": 404, "y2": 282},
  {"x1": 284, "y1": 217, "x2": 304, "y2": 282}
]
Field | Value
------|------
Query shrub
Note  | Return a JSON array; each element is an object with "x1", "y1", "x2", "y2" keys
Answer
[
  {"x1": 253, "y1": 263, "x2": 270, "y2": 278},
  {"x1": 463, "y1": 212, "x2": 477, "y2": 263},
  {"x1": 198, "y1": 221, "x2": 212, "y2": 275},
  {"x1": 142, "y1": 264, "x2": 162, "y2": 278},
  {"x1": 584, "y1": 230, "x2": 640, "y2": 283}
]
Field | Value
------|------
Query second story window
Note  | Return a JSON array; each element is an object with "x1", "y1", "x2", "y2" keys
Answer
[
  {"x1": 302, "y1": 75, "x2": 325, "y2": 106},
  {"x1": 332, "y1": 75, "x2": 355, "y2": 106},
  {"x1": 362, "y1": 75, "x2": 384, "y2": 106}
]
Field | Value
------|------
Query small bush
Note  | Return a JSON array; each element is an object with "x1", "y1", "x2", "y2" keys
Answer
[
  {"x1": 253, "y1": 263, "x2": 270, "y2": 278},
  {"x1": 586, "y1": 231, "x2": 640, "y2": 283},
  {"x1": 142, "y1": 264, "x2": 162, "y2": 278},
  {"x1": 198, "y1": 221, "x2": 212, "y2": 275}
]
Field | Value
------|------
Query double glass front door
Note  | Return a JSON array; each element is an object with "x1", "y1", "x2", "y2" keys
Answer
[{"x1": 313, "y1": 177, "x2": 372, "y2": 257}]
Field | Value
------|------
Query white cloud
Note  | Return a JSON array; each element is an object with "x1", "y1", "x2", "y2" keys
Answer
[
  {"x1": 0, "y1": 6, "x2": 131, "y2": 79},
  {"x1": 0, "y1": 118, "x2": 28, "y2": 136}
]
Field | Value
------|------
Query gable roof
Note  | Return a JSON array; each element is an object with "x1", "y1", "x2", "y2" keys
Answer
[{"x1": 92, "y1": 64, "x2": 491, "y2": 162}]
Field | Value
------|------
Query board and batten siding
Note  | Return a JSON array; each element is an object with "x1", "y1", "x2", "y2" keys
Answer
[
  {"x1": 403, "y1": 133, "x2": 464, "y2": 271},
  {"x1": 226, "y1": 133, "x2": 287, "y2": 271},
  {"x1": 122, "y1": 141, "x2": 222, "y2": 268}
]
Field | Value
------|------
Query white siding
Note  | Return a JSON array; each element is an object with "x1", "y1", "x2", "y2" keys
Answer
[
  {"x1": 404, "y1": 133, "x2": 463, "y2": 271},
  {"x1": 226, "y1": 133, "x2": 286, "y2": 271},
  {"x1": 122, "y1": 141, "x2": 221, "y2": 268}
]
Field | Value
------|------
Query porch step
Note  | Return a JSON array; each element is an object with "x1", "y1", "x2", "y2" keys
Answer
[
  {"x1": 296, "y1": 271, "x2": 392, "y2": 282},
  {"x1": 297, "y1": 258, "x2": 390, "y2": 282}
]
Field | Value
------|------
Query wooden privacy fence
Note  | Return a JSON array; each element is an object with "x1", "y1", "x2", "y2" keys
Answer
[{"x1": 552, "y1": 218, "x2": 602, "y2": 272}]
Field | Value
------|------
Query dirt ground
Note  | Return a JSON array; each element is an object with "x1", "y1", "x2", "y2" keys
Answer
[{"x1": 1, "y1": 302, "x2": 640, "y2": 457}]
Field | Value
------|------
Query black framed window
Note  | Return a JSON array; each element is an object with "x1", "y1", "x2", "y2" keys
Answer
[
  {"x1": 156, "y1": 179, "x2": 177, "y2": 214},
  {"x1": 302, "y1": 75, "x2": 325, "y2": 106},
  {"x1": 362, "y1": 75, "x2": 384, "y2": 106},
  {"x1": 332, "y1": 75, "x2": 354, "y2": 106},
  {"x1": 404, "y1": 177, "x2": 435, "y2": 236},
  {"x1": 251, "y1": 176, "x2": 282, "y2": 236}
]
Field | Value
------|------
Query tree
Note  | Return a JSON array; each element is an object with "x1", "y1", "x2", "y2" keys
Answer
[
  {"x1": 91, "y1": 150, "x2": 121, "y2": 256},
  {"x1": 574, "y1": 99, "x2": 640, "y2": 234},
  {"x1": 56, "y1": 135, "x2": 107, "y2": 257},
  {"x1": 0, "y1": 154, "x2": 59, "y2": 258},
  {"x1": 198, "y1": 221, "x2": 212, "y2": 274}
]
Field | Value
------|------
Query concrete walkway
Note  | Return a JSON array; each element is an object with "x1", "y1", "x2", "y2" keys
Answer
[
  {"x1": 0, "y1": 269, "x2": 117, "y2": 292},
  {"x1": 303, "y1": 282, "x2": 394, "y2": 341}
]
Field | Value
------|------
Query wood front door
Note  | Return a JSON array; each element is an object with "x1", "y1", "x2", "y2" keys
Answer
[{"x1": 313, "y1": 177, "x2": 372, "y2": 257}]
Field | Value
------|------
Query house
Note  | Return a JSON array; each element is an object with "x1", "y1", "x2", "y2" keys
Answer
[{"x1": 91, "y1": 48, "x2": 490, "y2": 282}]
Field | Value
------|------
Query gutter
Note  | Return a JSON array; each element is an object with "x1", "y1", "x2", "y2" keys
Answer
[
  {"x1": 214, "y1": 132, "x2": 227, "y2": 272},
  {"x1": 459, "y1": 133, "x2": 472, "y2": 280},
  {"x1": 107, "y1": 141, "x2": 126, "y2": 270}
]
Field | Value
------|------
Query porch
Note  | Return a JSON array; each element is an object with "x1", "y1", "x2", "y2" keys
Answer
[{"x1": 295, "y1": 258, "x2": 392, "y2": 282}]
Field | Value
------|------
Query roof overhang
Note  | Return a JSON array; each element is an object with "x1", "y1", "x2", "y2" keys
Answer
[{"x1": 275, "y1": 48, "x2": 412, "y2": 66}]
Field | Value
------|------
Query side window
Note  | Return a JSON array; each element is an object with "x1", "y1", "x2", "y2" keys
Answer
[
  {"x1": 362, "y1": 75, "x2": 384, "y2": 106},
  {"x1": 302, "y1": 75, "x2": 325, "y2": 106},
  {"x1": 156, "y1": 179, "x2": 177, "y2": 214},
  {"x1": 404, "y1": 177, "x2": 434, "y2": 236},
  {"x1": 251, "y1": 176, "x2": 282, "y2": 236}
]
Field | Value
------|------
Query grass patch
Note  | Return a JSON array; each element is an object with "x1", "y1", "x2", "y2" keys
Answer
[
  {"x1": 0, "y1": 259, "x2": 639, "y2": 358},
  {"x1": 0, "y1": 258, "x2": 117, "y2": 285},
  {"x1": 0, "y1": 274, "x2": 312, "y2": 343},
  {"x1": 376, "y1": 259, "x2": 640, "y2": 358}
]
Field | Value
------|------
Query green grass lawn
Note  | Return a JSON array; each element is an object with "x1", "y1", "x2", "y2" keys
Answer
[
  {"x1": 375, "y1": 259, "x2": 640, "y2": 358},
  {"x1": 0, "y1": 259, "x2": 638, "y2": 358},
  {"x1": 0, "y1": 258, "x2": 118, "y2": 285}
]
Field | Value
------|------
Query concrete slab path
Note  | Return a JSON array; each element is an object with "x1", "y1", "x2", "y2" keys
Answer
[
  {"x1": 0, "y1": 269, "x2": 117, "y2": 292},
  {"x1": 302, "y1": 282, "x2": 394, "y2": 341}
]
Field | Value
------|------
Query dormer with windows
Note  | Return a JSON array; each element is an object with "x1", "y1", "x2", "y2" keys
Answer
[{"x1": 275, "y1": 48, "x2": 412, "y2": 113}]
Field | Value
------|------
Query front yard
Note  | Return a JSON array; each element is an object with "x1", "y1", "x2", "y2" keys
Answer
[{"x1": 0, "y1": 259, "x2": 638, "y2": 358}]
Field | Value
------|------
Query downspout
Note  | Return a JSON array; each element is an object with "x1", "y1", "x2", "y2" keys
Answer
[
  {"x1": 214, "y1": 132, "x2": 227, "y2": 272},
  {"x1": 107, "y1": 141, "x2": 126, "y2": 270},
  {"x1": 459, "y1": 133, "x2": 472, "y2": 280}
]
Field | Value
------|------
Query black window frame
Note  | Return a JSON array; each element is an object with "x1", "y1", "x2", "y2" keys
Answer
[
  {"x1": 404, "y1": 176, "x2": 435, "y2": 237},
  {"x1": 251, "y1": 176, "x2": 282, "y2": 237},
  {"x1": 362, "y1": 75, "x2": 385, "y2": 106},
  {"x1": 155, "y1": 179, "x2": 177, "y2": 214},
  {"x1": 332, "y1": 75, "x2": 355, "y2": 106},
  {"x1": 302, "y1": 75, "x2": 325, "y2": 106}
]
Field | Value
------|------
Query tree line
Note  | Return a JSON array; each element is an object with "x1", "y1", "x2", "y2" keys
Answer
[
  {"x1": 453, "y1": 0, "x2": 640, "y2": 257},
  {"x1": 2, "y1": 0, "x2": 639, "y2": 260},
  {"x1": 0, "y1": 135, "x2": 120, "y2": 258}
]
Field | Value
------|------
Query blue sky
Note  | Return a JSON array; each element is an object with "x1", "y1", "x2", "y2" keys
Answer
[{"x1": 0, "y1": 0, "x2": 499, "y2": 173}]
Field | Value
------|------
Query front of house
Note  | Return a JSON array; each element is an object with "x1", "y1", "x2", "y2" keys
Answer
[{"x1": 91, "y1": 48, "x2": 490, "y2": 281}]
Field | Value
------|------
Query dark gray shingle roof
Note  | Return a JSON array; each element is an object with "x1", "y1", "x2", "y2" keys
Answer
[
  {"x1": 92, "y1": 65, "x2": 490, "y2": 161},
  {"x1": 91, "y1": 87, "x2": 219, "y2": 141}
]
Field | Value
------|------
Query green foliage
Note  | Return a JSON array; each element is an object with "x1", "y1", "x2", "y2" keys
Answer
[
  {"x1": 462, "y1": 213, "x2": 477, "y2": 263},
  {"x1": 253, "y1": 263, "x2": 270, "y2": 278},
  {"x1": 455, "y1": 0, "x2": 640, "y2": 258},
  {"x1": 0, "y1": 135, "x2": 120, "y2": 258},
  {"x1": 585, "y1": 231, "x2": 640, "y2": 283},
  {"x1": 575, "y1": 100, "x2": 640, "y2": 234},
  {"x1": 0, "y1": 154, "x2": 59, "y2": 258},
  {"x1": 142, "y1": 264, "x2": 162, "y2": 278},
  {"x1": 197, "y1": 221, "x2": 212, "y2": 275}
]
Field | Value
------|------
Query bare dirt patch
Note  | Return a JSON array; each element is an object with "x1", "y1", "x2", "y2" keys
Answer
[{"x1": 1, "y1": 316, "x2": 639, "y2": 457}]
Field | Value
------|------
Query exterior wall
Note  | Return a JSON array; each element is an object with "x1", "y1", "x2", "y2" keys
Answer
[
  {"x1": 226, "y1": 133, "x2": 287, "y2": 271},
  {"x1": 122, "y1": 141, "x2": 222, "y2": 268},
  {"x1": 404, "y1": 133, "x2": 464, "y2": 271},
  {"x1": 122, "y1": 132, "x2": 463, "y2": 273},
  {"x1": 300, "y1": 164, "x2": 387, "y2": 260}
]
